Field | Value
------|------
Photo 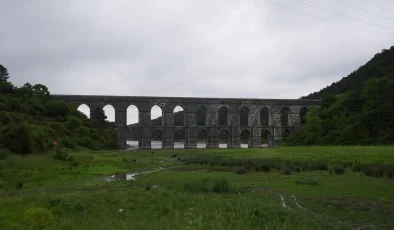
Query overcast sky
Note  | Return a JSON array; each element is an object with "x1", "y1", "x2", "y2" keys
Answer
[{"x1": 1, "y1": 0, "x2": 394, "y2": 122}]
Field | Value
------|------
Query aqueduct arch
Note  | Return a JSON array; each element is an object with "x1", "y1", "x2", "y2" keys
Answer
[{"x1": 54, "y1": 95, "x2": 319, "y2": 149}]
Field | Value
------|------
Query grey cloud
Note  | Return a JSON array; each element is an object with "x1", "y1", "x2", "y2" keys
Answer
[{"x1": 1, "y1": 0, "x2": 394, "y2": 122}]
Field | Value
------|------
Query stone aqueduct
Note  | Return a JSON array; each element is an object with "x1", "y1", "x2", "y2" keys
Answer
[{"x1": 53, "y1": 95, "x2": 320, "y2": 149}]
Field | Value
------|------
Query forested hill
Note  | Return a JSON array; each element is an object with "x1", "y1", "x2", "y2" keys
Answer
[
  {"x1": 0, "y1": 65, "x2": 118, "y2": 155},
  {"x1": 304, "y1": 46, "x2": 394, "y2": 99},
  {"x1": 286, "y1": 46, "x2": 394, "y2": 145}
]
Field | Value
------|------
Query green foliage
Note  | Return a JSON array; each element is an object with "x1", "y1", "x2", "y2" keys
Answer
[
  {"x1": 289, "y1": 47, "x2": 394, "y2": 145},
  {"x1": 24, "y1": 207, "x2": 55, "y2": 230},
  {"x1": 233, "y1": 166, "x2": 248, "y2": 174},
  {"x1": 184, "y1": 177, "x2": 232, "y2": 193},
  {"x1": 180, "y1": 155, "x2": 329, "y2": 174},
  {"x1": 353, "y1": 163, "x2": 394, "y2": 179},
  {"x1": 0, "y1": 64, "x2": 9, "y2": 82},
  {"x1": 295, "y1": 177, "x2": 319, "y2": 186},
  {"x1": 333, "y1": 164, "x2": 345, "y2": 175},
  {"x1": 53, "y1": 146, "x2": 71, "y2": 161},
  {"x1": 0, "y1": 149, "x2": 11, "y2": 160},
  {"x1": 0, "y1": 70, "x2": 118, "y2": 154}
]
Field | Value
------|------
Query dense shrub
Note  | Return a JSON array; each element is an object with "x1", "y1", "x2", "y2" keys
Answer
[
  {"x1": 179, "y1": 155, "x2": 330, "y2": 175},
  {"x1": 233, "y1": 167, "x2": 248, "y2": 174},
  {"x1": 24, "y1": 207, "x2": 55, "y2": 230},
  {"x1": 333, "y1": 164, "x2": 345, "y2": 175},
  {"x1": 0, "y1": 79, "x2": 118, "y2": 154},
  {"x1": 184, "y1": 177, "x2": 232, "y2": 193},
  {"x1": 355, "y1": 163, "x2": 394, "y2": 179},
  {"x1": 53, "y1": 146, "x2": 71, "y2": 161},
  {"x1": 0, "y1": 148, "x2": 11, "y2": 160},
  {"x1": 295, "y1": 177, "x2": 319, "y2": 185},
  {"x1": 280, "y1": 168, "x2": 292, "y2": 175}
]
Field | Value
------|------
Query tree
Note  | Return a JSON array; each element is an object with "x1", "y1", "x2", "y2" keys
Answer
[
  {"x1": 0, "y1": 64, "x2": 9, "y2": 82},
  {"x1": 91, "y1": 108, "x2": 107, "y2": 122}
]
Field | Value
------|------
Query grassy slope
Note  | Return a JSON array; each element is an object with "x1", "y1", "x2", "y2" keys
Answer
[{"x1": 1, "y1": 146, "x2": 393, "y2": 229}]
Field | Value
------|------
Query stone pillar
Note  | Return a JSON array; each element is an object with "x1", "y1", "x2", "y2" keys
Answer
[
  {"x1": 251, "y1": 127, "x2": 262, "y2": 148},
  {"x1": 185, "y1": 106, "x2": 197, "y2": 148},
  {"x1": 207, "y1": 105, "x2": 218, "y2": 148},
  {"x1": 139, "y1": 109, "x2": 151, "y2": 149},
  {"x1": 115, "y1": 109, "x2": 127, "y2": 148},
  {"x1": 271, "y1": 109, "x2": 282, "y2": 146},
  {"x1": 208, "y1": 127, "x2": 219, "y2": 148},
  {"x1": 229, "y1": 105, "x2": 240, "y2": 148},
  {"x1": 163, "y1": 108, "x2": 174, "y2": 149}
]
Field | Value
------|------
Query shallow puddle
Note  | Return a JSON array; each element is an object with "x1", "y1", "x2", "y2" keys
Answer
[{"x1": 100, "y1": 167, "x2": 163, "y2": 182}]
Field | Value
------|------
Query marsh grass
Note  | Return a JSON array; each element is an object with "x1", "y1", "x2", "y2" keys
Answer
[{"x1": 1, "y1": 146, "x2": 394, "y2": 229}]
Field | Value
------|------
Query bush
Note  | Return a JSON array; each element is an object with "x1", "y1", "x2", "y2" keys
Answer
[
  {"x1": 333, "y1": 164, "x2": 345, "y2": 175},
  {"x1": 171, "y1": 154, "x2": 177, "y2": 158},
  {"x1": 184, "y1": 177, "x2": 232, "y2": 193},
  {"x1": 53, "y1": 146, "x2": 71, "y2": 161},
  {"x1": 24, "y1": 207, "x2": 55, "y2": 230},
  {"x1": 233, "y1": 167, "x2": 247, "y2": 174},
  {"x1": 0, "y1": 180, "x2": 5, "y2": 188},
  {"x1": 16, "y1": 181, "x2": 24, "y2": 189},
  {"x1": 0, "y1": 148, "x2": 11, "y2": 159},
  {"x1": 211, "y1": 178, "x2": 230, "y2": 193},
  {"x1": 280, "y1": 168, "x2": 292, "y2": 175},
  {"x1": 295, "y1": 177, "x2": 319, "y2": 185}
]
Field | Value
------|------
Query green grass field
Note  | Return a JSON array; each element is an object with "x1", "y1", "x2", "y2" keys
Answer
[{"x1": 1, "y1": 146, "x2": 393, "y2": 230}]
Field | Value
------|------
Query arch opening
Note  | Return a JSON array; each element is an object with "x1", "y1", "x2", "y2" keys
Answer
[
  {"x1": 280, "y1": 107, "x2": 291, "y2": 127},
  {"x1": 127, "y1": 105, "x2": 139, "y2": 148},
  {"x1": 219, "y1": 130, "x2": 229, "y2": 148},
  {"x1": 218, "y1": 106, "x2": 228, "y2": 126},
  {"x1": 240, "y1": 107, "x2": 249, "y2": 127},
  {"x1": 261, "y1": 130, "x2": 272, "y2": 147},
  {"x1": 77, "y1": 104, "x2": 90, "y2": 119},
  {"x1": 240, "y1": 130, "x2": 250, "y2": 148},
  {"x1": 127, "y1": 105, "x2": 139, "y2": 125},
  {"x1": 151, "y1": 105, "x2": 163, "y2": 126},
  {"x1": 173, "y1": 105, "x2": 185, "y2": 126},
  {"x1": 197, "y1": 130, "x2": 208, "y2": 149},
  {"x1": 300, "y1": 107, "x2": 308, "y2": 124},
  {"x1": 103, "y1": 104, "x2": 115, "y2": 123},
  {"x1": 151, "y1": 130, "x2": 163, "y2": 149},
  {"x1": 260, "y1": 107, "x2": 270, "y2": 126},
  {"x1": 126, "y1": 128, "x2": 139, "y2": 150},
  {"x1": 197, "y1": 106, "x2": 207, "y2": 126},
  {"x1": 174, "y1": 130, "x2": 185, "y2": 149}
]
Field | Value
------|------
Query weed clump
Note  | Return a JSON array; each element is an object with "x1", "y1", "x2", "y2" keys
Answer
[
  {"x1": 53, "y1": 145, "x2": 72, "y2": 161},
  {"x1": 280, "y1": 168, "x2": 292, "y2": 175},
  {"x1": 184, "y1": 177, "x2": 233, "y2": 193},
  {"x1": 0, "y1": 149, "x2": 11, "y2": 160},
  {"x1": 178, "y1": 155, "x2": 330, "y2": 174},
  {"x1": 333, "y1": 164, "x2": 345, "y2": 175},
  {"x1": 355, "y1": 163, "x2": 394, "y2": 179},
  {"x1": 24, "y1": 207, "x2": 55, "y2": 230},
  {"x1": 295, "y1": 177, "x2": 319, "y2": 185},
  {"x1": 233, "y1": 167, "x2": 248, "y2": 174}
]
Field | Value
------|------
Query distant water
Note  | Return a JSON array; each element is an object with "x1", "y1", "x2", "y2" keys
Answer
[{"x1": 126, "y1": 141, "x2": 267, "y2": 149}]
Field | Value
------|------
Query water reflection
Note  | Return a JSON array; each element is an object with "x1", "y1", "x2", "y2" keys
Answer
[{"x1": 126, "y1": 141, "x2": 265, "y2": 149}]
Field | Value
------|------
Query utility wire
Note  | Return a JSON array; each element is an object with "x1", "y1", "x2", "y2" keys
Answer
[
  {"x1": 358, "y1": 0, "x2": 394, "y2": 14},
  {"x1": 262, "y1": 0, "x2": 391, "y2": 36},
  {"x1": 331, "y1": 0, "x2": 394, "y2": 22},
  {"x1": 293, "y1": 0, "x2": 394, "y2": 31}
]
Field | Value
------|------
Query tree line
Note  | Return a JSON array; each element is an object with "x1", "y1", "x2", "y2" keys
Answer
[
  {"x1": 286, "y1": 46, "x2": 394, "y2": 145},
  {"x1": 0, "y1": 65, "x2": 117, "y2": 154}
]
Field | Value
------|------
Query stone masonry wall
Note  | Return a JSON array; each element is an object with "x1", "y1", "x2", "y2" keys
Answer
[{"x1": 53, "y1": 95, "x2": 320, "y2": 148}]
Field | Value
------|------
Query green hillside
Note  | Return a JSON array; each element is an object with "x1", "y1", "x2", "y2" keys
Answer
[
  {"x1": 288, "y1": 46, "x2": 394, "y2": 145},
  {"x1": 0, "y1": 66, "x2": 117, "y2": 155}
]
